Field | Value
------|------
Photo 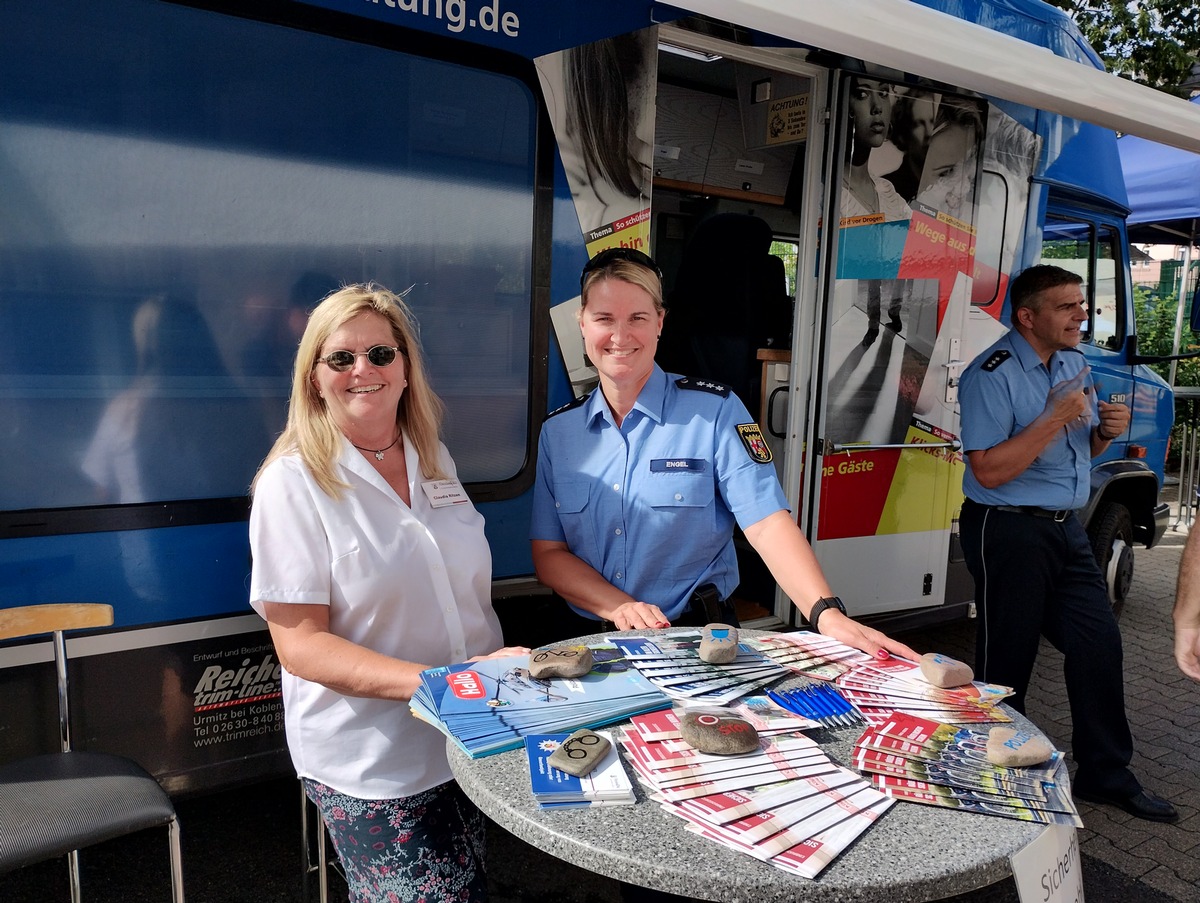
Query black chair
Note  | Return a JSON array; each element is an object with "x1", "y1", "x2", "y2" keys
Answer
[
  {"x1": 0, "y1": 603, "x2": 185, "y2": 902},
  {"x1": 660, "y1": 213, "x2": 792, "y2": 412}
]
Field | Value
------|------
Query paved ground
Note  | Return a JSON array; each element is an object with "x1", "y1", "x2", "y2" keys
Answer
[
  {"x1": 917, "y1": 516, "x2": 1200, "y2": 903},
  {"x1": 2, "y1": 500, "x2": 1197, "y2": 902}
]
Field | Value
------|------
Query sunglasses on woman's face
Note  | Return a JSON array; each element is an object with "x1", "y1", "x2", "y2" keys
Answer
[
  {"x1": 580, "y1": 247, "x2": 663, "y2": 288},
  {"x1": 316, "y1": 344, "x2": 400, "y2": 372}
]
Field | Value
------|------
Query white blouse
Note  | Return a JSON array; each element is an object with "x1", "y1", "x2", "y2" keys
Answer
[
  {"x1": 840, "y1": 174, "x2": 913, "y2": 222},
  {"x1": 249, "y1": 434, "x2": 502, "y2": 799}
]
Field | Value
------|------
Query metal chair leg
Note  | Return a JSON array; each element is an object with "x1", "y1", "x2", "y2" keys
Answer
[
  {"x1": 68, "y1": 849, "x2": 82, "y2": 903},
  {"x1": 301, "y1": 782, "x2": 329, "y2": 903},
  {"x1": 168, "y1": 815, "x2": 185, "y2": 903},
  {"x1": 317, "y1": 813, "x2": 329, "y2": 903}
]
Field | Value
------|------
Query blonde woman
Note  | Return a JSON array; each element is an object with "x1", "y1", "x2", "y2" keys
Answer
[{"x1": 250, "y1": 283, "x2": 526, "y2": 902}]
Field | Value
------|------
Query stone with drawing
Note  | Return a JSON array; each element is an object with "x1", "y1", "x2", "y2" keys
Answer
[
  {"x1": 986, "y1": 726, "x2": 1055, "y2": 767},
  {"x1": 919, "y1": 651, "x2": 974, "y2": 688},
  {"x1": 546, "y1": 728, "x2": 611, "y2": 777},
  {"x1": 680, "y1": 710, "x2": 759, "y2": 755},
  {"x1": 698, "y1": 623, "x2": 739, "y2": 663},
  {"x1": 528, "y1": 644, "x2": 594, "y2": 679}
]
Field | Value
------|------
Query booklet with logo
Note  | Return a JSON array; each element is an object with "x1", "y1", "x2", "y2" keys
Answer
[
  {"x1": 525, "y1": 730, "x2": 636, "y2": 808},
  {"x1": 619, "y1": 714, "x2": 889, "y2": 879},
  {"x1": 853, "y1": 713, "x2": 1081, "y2": 826},
  {"x1": 609, "y1": 633, "x2": 789, "y2": 704},
  {"x1": 410, "y1": 646, "x2": 669, "y2": 758}
]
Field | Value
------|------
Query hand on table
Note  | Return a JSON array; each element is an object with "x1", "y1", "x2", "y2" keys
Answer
[
  {"x1": 468, "y1": 646, "x2": 532, "y2": 662},
  {"x1": 607, "y1": 600, "x2": 670, "y2": 631},
  {"x1": 818, "y1": 611, "x2": 919, "y2": 663}
]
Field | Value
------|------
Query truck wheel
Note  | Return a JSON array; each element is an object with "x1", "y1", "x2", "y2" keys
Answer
[{"x1": 1089, "y1": 502, "x2": 1133, "y2": 618}]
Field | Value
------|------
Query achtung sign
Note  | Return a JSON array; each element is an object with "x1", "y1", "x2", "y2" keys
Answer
[{"x1": 765, "y1": 93, "x2": 809, "y2": 145}]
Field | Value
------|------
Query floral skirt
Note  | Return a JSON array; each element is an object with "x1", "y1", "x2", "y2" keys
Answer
[{"x1": 303, "y1": 778, "x2": 488, "y2": 903}]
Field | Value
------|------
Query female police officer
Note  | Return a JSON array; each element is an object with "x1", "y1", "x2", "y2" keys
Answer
[{"x1": 530, "y1": 247, "x2": 918, "y2": 661}]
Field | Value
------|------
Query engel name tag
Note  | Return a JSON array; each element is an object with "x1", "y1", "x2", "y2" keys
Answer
[
  {"x1": 650, "y1": 458, "x2": 706, "y2": 473},
  {"x1": 421, "y1": 479, "x2": 469, "y2": 507}
]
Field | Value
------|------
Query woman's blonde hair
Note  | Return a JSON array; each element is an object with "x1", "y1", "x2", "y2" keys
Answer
[
  {"x1": 580, "y1": 257, "x2": 664, "y2": 314},
  {"x1": 252, "y1": 283, "x2": 447, "y2": 498}
]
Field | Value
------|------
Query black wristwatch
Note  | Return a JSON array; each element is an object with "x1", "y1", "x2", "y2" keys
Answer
[{"x1": 807, "y1": 596, "x2": 847, "y2": 633}]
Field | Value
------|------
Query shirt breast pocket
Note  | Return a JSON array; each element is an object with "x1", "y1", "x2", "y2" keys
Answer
[
  {"x1": 643, "y1": 475, "x2": 717, "y2": 573},
  {"x1": 552, "y1": 480, "x2": 600, "y2": 558},
  {"x1": 643, "y1": 474, "x2": 715, "y2": 512}
]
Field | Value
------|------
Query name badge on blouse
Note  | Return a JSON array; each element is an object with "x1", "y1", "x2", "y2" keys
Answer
[
  {"x1": 650, "y1": 458, "x2": 707, "y2": 473},
  {"x1": 421, "y1": 479, "x2": 469, "y2": 507}
]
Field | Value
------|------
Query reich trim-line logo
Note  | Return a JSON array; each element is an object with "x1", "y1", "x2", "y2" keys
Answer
[{"x1": 193, "y1": 654, "x2": 284, "y2": 710}]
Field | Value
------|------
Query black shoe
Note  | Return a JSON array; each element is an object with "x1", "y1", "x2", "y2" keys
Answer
[
  {"x1": 1073, "y1": 786, "x2": 1178, "y2": 823},
  {"x1": 886, "y1": 314, "x2": 902, "y2": 333},
  {"x1": 861, "y1": 328, "x2": 879, "y2": 348}
]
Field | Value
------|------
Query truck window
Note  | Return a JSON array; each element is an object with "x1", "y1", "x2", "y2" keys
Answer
[
  {"x1": 0, "y1": 0, "x2": 538, "y2": 513},
  {"x1": 1040, "y1": 217, "x2": 1124, "y2": 351},
  {"x1": 769, "y1": 240, "x2": 800, "y2": 300}
]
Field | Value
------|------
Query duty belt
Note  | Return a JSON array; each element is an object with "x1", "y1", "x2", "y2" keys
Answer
[{"x1": 989, "y1": 504, "x2": 1072, "y2": 523}]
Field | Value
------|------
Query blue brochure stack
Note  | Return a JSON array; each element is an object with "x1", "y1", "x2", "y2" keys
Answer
[
  {"x1": 524, "y1": 731, "x2": 636, "y2": 808},
  {"x1": 410, "y1": 645, "x2": 670, "y2": 757}
]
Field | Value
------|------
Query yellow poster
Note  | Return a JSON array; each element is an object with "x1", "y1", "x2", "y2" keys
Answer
[{"x1": 765, "y1": 93, "x2": 809, "y2": 145}]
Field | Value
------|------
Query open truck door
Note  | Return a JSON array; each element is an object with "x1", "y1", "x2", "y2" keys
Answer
[{"x1": 801, "y1": 80, "x2": 1031, "y2": 623}]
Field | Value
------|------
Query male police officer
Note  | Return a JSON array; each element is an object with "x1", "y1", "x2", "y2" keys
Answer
[{"x1": 957, "y1": 264, "x2": 1177, "y2": 822}]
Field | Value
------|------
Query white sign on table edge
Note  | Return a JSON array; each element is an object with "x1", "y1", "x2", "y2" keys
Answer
[{"x1": 1010, "y1": 824, "x2": 1083, "y2": 903}]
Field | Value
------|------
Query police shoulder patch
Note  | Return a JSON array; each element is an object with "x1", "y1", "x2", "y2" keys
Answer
[
  {"x1": 736, "y1": 423, "x2": 773, "y2": 463},
  {"x1": 676, "y1": 376, "x2": 731, "y2": 398},
  {"x1": 545, "y1": 392, "x2": 589, "y2": 421},
  {"x1": 980, "y1": 349, "x2": 1012, "y2": 372}
]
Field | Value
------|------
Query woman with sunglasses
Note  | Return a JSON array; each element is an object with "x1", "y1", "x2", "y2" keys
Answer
[
  {"x1": 249, "y1": 283, "x2": 526, "y2": 903},
  {"x1": 531, "y1": 249, "x2": 919, "y2": 662}
]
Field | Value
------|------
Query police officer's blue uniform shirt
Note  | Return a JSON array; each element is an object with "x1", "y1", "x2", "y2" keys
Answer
[
  {"x1": 959, "y1": 330, "x2": 1098, "y2": 509},
  {"x1": 530, "y1": 364, "x2": 788, "y2": 621}
]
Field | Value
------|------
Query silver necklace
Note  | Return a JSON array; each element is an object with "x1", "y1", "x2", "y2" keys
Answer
[{"x1": 351, "y1": 433, "x2": 401, "y2": 461}]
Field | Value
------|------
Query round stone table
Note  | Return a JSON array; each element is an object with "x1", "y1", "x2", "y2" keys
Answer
[{"x1": 448, "y1": 630, "x2": 1048, "y2": 903}]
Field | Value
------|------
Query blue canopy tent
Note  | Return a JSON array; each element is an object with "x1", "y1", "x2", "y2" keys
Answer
[
  {"x1": 1120, "y1": 96, "x2": 1200, "y2": 245},
  {"x1": 1119, "y1": 97, "x2": 1200, "y2": 381}
]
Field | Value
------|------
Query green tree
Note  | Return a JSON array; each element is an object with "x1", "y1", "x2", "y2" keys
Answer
[
  {"x1": 1133, "y1": 285, "x2": 1200, "y2": 467},
  {"x1": 1133, "y1": 284, "x2": 1200, "y2": 384},
  {"x1": 1048, "y1": 0, "x2": 1200, "y2": 96}
]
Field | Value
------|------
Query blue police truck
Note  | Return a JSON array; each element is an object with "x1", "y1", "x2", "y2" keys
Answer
[{"x1": 2, "y1": 0, "x2": 1197, "y2": 792}]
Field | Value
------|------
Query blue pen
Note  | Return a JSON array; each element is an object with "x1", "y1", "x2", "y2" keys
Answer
[
  {"x1": 793, "y1": 687, "x2": 823, "y2": 725},
  {"x1": 806, "y1": 682, "x2": 844, "y2": 725},
  {"x1": 769, "y1": 687, "x2": 817, "y2": 723},
  {"x1": 821, "y1": 685, "x2": 856, "y2": 727},
  {"x1": 765, "y1": 688, "x2": 807, "y2": 719},
  {"x1": 821, "y1": 684, "x2": 860, "y2": 725},
  {"x1": 787, "y1": 687, "x2": 825, "y2": 724}
]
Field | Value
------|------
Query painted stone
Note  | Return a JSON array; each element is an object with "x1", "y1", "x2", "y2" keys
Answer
[
  {"x1": 986, "y1": 726, "x2": 1055, "y2": 767},
  {"x1": 529, "y1": 644, "x2": 594, "y2": 679},
  {"x1": 679, "y1": 711, "x2": 759, "y2": 755},
  {"x1": 547, "y1": 728, "x2": 612, "y2": 777},
  {"x1": 919, "y1": 651, "x2": 974, "y2": 688},
  {"x1": 698, "y1": 623, "x2": 739, "y2": 664}
]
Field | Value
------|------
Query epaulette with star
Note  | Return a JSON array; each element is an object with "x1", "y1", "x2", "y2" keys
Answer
[
  {"x1": 544, "y1": 392, "x2": 590, "y2": 421},
  {"x1": 980, "y1": 349, "x2": 1011, "y2": 372},
  {"x1": 675, "y1": 376, "x2": 731, "y2": 397}
]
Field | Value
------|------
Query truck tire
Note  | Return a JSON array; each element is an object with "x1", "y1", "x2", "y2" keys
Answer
[{"x1": 1089, "y1": 501, "x2": 1133, "y2": 618}]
